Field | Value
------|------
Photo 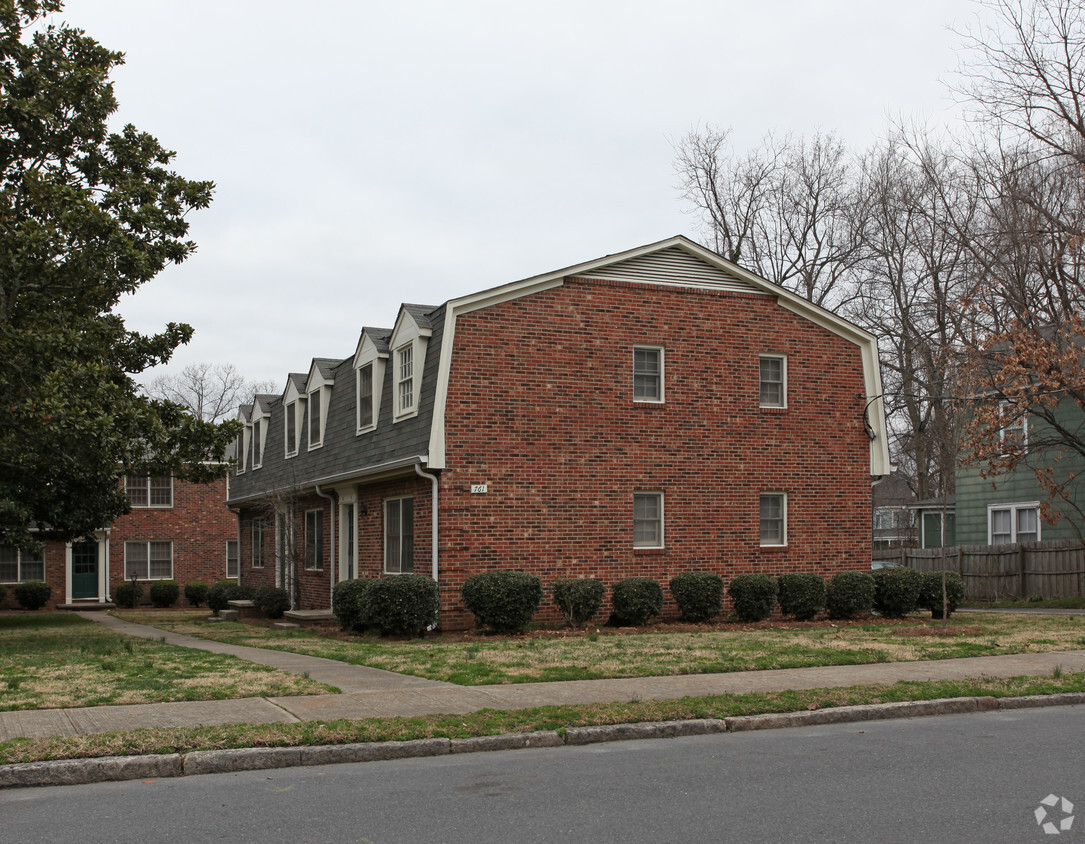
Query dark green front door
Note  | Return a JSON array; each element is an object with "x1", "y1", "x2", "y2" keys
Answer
[{"x1": 72, "y1": 541, "x2": 98, "y2": 599}]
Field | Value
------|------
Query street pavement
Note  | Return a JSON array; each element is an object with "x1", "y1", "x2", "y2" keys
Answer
[{"x1": 2, "y1": 611, "x2": 1084, "y2": 741}]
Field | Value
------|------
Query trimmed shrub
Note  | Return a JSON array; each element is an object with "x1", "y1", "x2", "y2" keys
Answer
[
  {"x1": 207, "y1": 580, "x2": 254, "y2": 615},
  {"x1": 149, "y1": 580, "x2": 180, "y2": 608},
  {"x1": 333, "y1": 578, "x2": 374, "y2": 632},
  {"x1": 184, "y1": 581, "x2": 209, "y2": 608},
  {"x1": 461, "y1": 571, "x2": 543, "y2": 634},
  {"x1": 826, "y1": 571, "x2": 875, "y2": 619},
  {"x1": 777, "y1": 572, "x2": 827, "y2": 621},
  {"x1": 114, "y1": 580, "x2": 143, "y2": 609},
  {"x1": 611, "y1": 577, "x2": 664, "y2": 626},
  {"x1": 669, "y1": 571, "x2": 724, "y2": 623},
  {"x1": 552, "y1": 579, "x2": 605, "y2": 627},
  {"x1": 367, "y1": 574, "x2": 439, "y2": 637},
  {"x1": 728, "y1": 573, "x2": 778, "y2": 622},
  {"x1": 13, "y1": 580, "x2": 51, "y2": 611},
  {"x1": 872, "y1": 566, "x2": 923, "y2": 618},
  {"x1": 255, "y1": 585, "x2": 290, "y2": 619},
  {"x1": 918, "y1": 570, "x2": 965, "y2": 619}
]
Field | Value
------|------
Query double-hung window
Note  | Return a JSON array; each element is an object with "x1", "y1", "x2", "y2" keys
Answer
[
  {"x1": 226, "y1": 539, "x2": 239, "y2": 578},
  {"x1": 357, "y1": 363, "x2": 374, "y2": 429},
  {"x1": 285, "y1": 402, "x2": 297, "y2": 457},
  {"x1": 633, "y1": 492, "x2": 664, "y2": 548},
  {"x1": 989, "y1": 503, "x2": 1040, "y2": 545},
  {"x1": 397, "y1": 345, "x2": 414, "y2": 415},
  {"x1": 0, "y1": 545, "x2": 44, "y2": 582},
  {"x1": 385, "y1": 497, "x2": 414, "y2": 573},
  {"x1": 308, "y1": 392, "x2": 323, "y2": 449},
  {"x1": 252, "y1": 418, "x2": 263, "y2": 468},
  {"x1": 633, "y1": 347, "x2": 664, "y2": 402},
  {"x1": 125, "y1": 541, "x2": 173, "y2": 580},
  {"x1": 252, "y1": 518, "x2": 265, "y2": 568},
  {"x1": 999, "y1": 401, "x2": 1028, "y2": 455},
  {"x1": 305, "y1": 509, "x2": 324, "y2": 570},
  {"x1": 126, "y1": 475, "x2": 173, "y2": 508},
  {"x1": 759, "y1": 355, "x2": 786, "y2": 408},
  {"x1": 760, "y1": 493, "x2": 787, "y2": 546}
]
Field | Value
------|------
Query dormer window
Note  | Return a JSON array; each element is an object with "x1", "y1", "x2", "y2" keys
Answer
[
  {"x1": 252, "y1": 418, "x2": 263, "y2": 468},
  {"x1": 285, "y1": 401, "x2": 297, "y2": 457},
  {"x1": 358, "y1": 364, "x2": 374, "y2": 429},
  {"x1": 237, "y1": 428, "x2": 248, "y2": 474},
  {"x1": 397, "y1": 344, "x2": 414, "y2": 415},
  {"x1": 309, "y1": 390, "x2": 323, "y2": 449}
]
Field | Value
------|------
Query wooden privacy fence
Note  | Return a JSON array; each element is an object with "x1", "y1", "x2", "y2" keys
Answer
[{"x1": 874, "y1": 540, "x2": 1085, "y2": 600}]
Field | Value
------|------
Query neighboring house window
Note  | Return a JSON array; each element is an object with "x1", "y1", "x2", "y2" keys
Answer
[
  {"x1": 285, "y1": 401, "x2": 297, "y2": 457},
  {"x1": 309, "y1": 391, "x2": 323, "y2": 449},
  {"x1": 357, "y1": 363, "x2": 374, "y2": 430},
  {"x1": 633, "y1": 347, "x2": 664, "y2": 402},
  {"x1": 759, "y1": 355, "x2": 786, "y2": 408},
  {"x1": 305, "y1": 509, "x2": 324, "y2": 570},
  {"x1": 633, "y1": 492, "x2": 664, "y2": 548},
  {"x1": 226, "y1": 539, "x2": 239, "y2": 579},
  {"x1": 235, "y1": 431, "x2": 246, "y2": 474},
  {"x1": 385, "y1": 497, "x2": 414, "y2": 573},
  {"x1": 252, "y1": 518, "x2": 265, "y2": 568},
  {"x1": 989, "y1": 503, "x2": 1040, "y2": 545},
  {"x1": 126, "y1": 475, "x2": 173, "y2": 508},
  {"x1": 760, "y1": 493, "x2": 787, "y2": 546},
  {"x1": 999, "y1": 401, "x2": 1028, "y2": 454},
  {"x1": 0, "y1": 545, "x2": 44, "y2": 582},
  {"x1": 396, "y1": 344, "x2": 414, "y2": 416},
  {"x1": 252, "y1": 418, "x2": 263, "y2": 468},
  {"x1": 125, "y1": 541, "x2": 173, "y2": 580}
]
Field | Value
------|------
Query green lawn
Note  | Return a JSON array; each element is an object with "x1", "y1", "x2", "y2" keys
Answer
[
  {"x1": 0, "y1": 613, "x2": 332, "y2": 711},
  {"x1": 116, "y1": 610, "x2": 1085, "y2": 685}
]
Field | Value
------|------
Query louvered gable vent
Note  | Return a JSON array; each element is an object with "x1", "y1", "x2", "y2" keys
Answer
[{"x1": 583, "y1": 246, "x2": 765, "y2": 294}]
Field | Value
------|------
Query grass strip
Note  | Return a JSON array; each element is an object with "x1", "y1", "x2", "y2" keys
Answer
[
  {"x1": 3, "y1": 671, "x2": 1083, "y2": 765},
  {"x1": 115, "y1": 610, "x2": 1085, "y2": 686}
]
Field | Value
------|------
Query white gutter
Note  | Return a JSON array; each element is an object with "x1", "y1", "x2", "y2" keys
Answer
[{"x1": 413, "y1": 463, "x2": 439, "y2": 583}]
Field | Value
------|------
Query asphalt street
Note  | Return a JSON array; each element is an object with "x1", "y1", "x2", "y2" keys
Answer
[{"x1": 3, "y1": 704, "x2": 1083, "y2": 843}]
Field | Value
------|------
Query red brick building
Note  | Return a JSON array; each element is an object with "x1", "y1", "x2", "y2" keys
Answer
[
  {"x1": 0, "y1": 474, "x2": 237, "y2": 610},
  {"x1": 229, "y1": 237, "x2": 891, "y2": 628}
]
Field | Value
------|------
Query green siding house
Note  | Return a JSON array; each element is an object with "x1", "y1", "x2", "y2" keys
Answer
[{"x1": 954, "y1": 398, "x2": 1084, "y2": 546}]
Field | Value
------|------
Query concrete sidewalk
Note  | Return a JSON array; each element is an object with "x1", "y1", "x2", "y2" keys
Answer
[{"x1": 3, "y1": 613, "x2": 1085, "y2": 742}]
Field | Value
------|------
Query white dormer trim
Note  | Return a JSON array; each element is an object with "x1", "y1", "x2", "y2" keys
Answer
[
  {"x1": 353, "y1": 332, "x2": 388, "y2": 435},
  {"x1": 237, "y1": 421, "x2": 249, "y2": 474},
  {"x1": 305, "y1": 362, "x2": 336, "y2": 451},
  {"x1": 249, "y1": 400, "x2": 272, "y2": 469},
  {"x1": 390, "y1": 308, "x2": 432, "y2": 423}
]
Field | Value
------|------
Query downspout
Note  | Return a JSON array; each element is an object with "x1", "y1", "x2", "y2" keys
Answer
[
  {"x1": 315, "y1": 485, "x2": 337, "y2": 609},
  {"x1": 413, "y1": 463, "x2": 439, "y2": 584}
]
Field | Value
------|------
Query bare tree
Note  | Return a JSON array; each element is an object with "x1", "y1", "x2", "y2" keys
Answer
[
  {"x1": 675, "y1": 127, "x2": 864, "y2": 309},
  {"x1": 145, "y1": 362, "x2": 279, "y2": 423}
]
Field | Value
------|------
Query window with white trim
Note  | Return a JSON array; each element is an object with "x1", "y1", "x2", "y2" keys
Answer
[
  {"x1": 989, "y1": 502, "x2": 1040, "y2": 545},
  {"x1": 124, "y1": 541, "x2": 173, "y2": 580},
  {"x1": 633, "y1": 347, "x2": 664, "y2": 402},
  {"x1": 252, "y1": 518, "x2": 265, "y2": 568},
  {"x1": 252, "y1": 418, "x2": 263, "y2": 468},
  {"x1": 285, "y1": 401, "x2": 298, "y2": 457},
  {"x1": 0, "y1": 545, "x2": 44, "y2": 582},
  {"x1": 357, "y1": 362, "x2": 374, "y2": 430},
  {"x1": 633, "y1": 492, "x2": 664, "y2": 548},
  {"x1": 760, "y1": 493, "x2": 787, "y2": 546},
  {"x1": 999, "y1": 401, "x2": 1028, "y2": 455},
  {"x1": 396, "y1": 344, "x2": 414, "y2": 416},
  {"x1": 226, "y1": 539, "x2": 239, "y2": 579},
  {"x1": 126, "y1": 475, "x2": 173, "y2": 508},
  {"x1": 305, "y1": 509, "x2": 324, "y2": 570},
  {"x1": 759, "y1": 355, "x2": 786, "y2": 408},
  {"x1": 308, "y1": 390, "x2": 323, "y2": 449},
  {"x1": 385, "y1": 497, "x2": 414, "y2": 573}
]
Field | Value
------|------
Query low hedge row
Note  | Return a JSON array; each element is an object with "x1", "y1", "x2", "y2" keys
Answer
[{"x1": 331, "y1": 575, "x2": 439, "y2": 637}]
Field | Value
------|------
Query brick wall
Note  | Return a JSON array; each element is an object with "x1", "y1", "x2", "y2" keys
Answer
[
  {"x1": 434, "y1": 277, "x2": 872, "y2": 628},
  {"x1": 0, "y1": 475, "x2": 236, "y2": 610}
]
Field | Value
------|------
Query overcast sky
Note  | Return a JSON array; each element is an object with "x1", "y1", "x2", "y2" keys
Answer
[{"x1": 59, "y1": 0, "x2": 981, "y2": 388}]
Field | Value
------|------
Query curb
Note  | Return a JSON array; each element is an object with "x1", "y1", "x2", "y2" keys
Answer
[{"x1": 2, "y1": 693, "x2": 1082, "y2": 789}]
